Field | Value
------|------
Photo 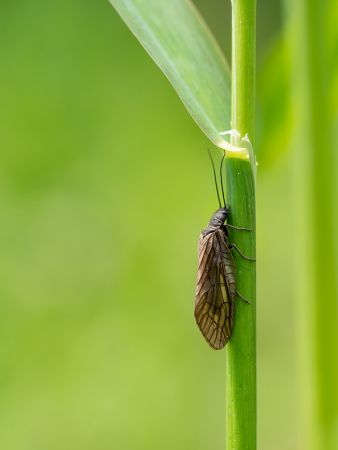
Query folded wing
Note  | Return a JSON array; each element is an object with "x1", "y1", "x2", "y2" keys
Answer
[{"x1": 195, "y1": 230, "x2": 235, "y2": 349}]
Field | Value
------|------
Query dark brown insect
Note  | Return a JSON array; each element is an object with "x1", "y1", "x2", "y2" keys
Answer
[{"x1": 194, "y1": 152, "x2": 254, "y2": 349}]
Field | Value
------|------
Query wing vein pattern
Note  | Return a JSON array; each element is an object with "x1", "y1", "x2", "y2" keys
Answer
[{"x1": 195, "y1": 229, "x2": 235, "y2": 349}]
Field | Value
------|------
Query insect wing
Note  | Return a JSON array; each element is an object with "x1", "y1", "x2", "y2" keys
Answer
[{"x1": 195, "y1": 230, "x2": 235, "y2": 349}]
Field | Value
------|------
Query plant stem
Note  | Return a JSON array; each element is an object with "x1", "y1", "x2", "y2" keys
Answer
[
  {"x1": 291, "y1": 1, "x2": 338, "y2": 449},
  {"x1": 225, "y1": 1, "x2": 256, "y2": 450},
  {"x1": 231, "y1": 0, "x2": 256, "y2": 141}
]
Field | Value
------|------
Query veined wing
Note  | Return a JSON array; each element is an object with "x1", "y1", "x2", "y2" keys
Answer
[{"x1": 195, "y1": 229, "x2": 235, "y2": 349}]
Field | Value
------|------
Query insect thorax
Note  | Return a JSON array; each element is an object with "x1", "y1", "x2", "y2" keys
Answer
[
  {"x1": 203, "y1": 207, "x2": 229, "y2": 235},
  {"x1": 202, "y1": 225, "x2": 219, "y2": 237}
]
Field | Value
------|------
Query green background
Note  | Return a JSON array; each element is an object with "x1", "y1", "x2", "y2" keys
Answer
[{"x1": 0, "y1": 1, "x2": 336, "y2": 449}]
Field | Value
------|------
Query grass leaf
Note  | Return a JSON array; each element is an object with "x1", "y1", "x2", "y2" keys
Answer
[{"x1": 109, "y1": 0, "x2": 231, "y2": 148}]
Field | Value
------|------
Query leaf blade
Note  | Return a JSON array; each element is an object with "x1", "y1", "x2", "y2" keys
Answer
[{"x1": 109, "y1": 0, "x2": 231, "y2": 148}]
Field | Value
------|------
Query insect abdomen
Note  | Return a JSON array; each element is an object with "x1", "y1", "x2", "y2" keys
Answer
[{"x1": 221, "y1": 244, "x2": 236, "y2": 299}]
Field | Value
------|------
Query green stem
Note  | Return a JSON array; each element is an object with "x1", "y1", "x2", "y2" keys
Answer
[
  {"x1": 225, "y1": 1, "x2": 256, "y2": 450},
  {"x1": 231, "y1": 0, "x2": 256, "y2": 141},
  {"x1": 291, "y1": 1, "x2": 338, "y2": 449}
]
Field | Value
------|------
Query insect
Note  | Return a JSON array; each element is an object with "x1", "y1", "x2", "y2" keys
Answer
[{"x1": 194, "y1": 151, "x2": 255, "y2": 349}]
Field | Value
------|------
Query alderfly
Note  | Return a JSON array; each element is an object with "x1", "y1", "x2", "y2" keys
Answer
[{"x1": 194, "y1": 151, "x2": 254, "y2": 349}]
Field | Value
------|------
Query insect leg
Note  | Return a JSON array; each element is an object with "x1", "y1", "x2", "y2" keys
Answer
[
  {"x1": 225, "y1": 223, "x2": 253, "y2": 232},
  {"x1": 229, "y1": 243, "x2": 256, "y2": 261},
  {"x1": 236, "y1": 291, "x2": 251, "y2": 304}
]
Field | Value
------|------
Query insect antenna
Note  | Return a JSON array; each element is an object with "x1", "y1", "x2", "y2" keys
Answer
[
  {"x1": 220, "y1": 152, "x2": 226, "y2": 208},
  {"x1": 208, "y1": 149, "x2": 222, "y2": 208}
]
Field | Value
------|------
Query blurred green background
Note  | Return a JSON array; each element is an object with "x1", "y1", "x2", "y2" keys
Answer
[{"x1": 0, "y1": 1, "x2": 337, "y2": 449}]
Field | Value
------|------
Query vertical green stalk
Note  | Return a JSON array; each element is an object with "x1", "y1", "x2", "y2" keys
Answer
[
  {"x1": 291, "y1": 1, "x2": 338, "y2": 449},
  {"x1": 225, "y1": 1, "x2": 256, "y2": 450}
]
